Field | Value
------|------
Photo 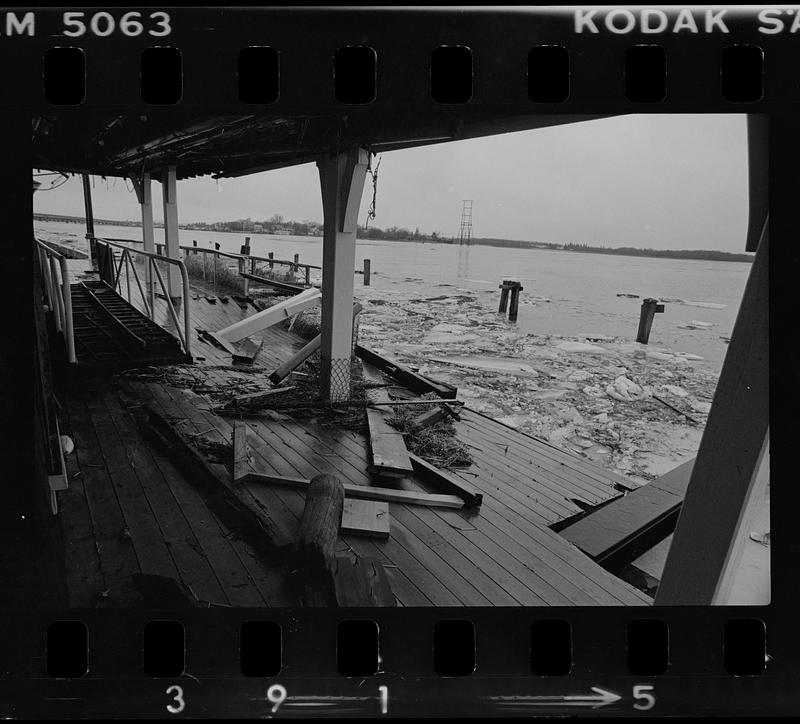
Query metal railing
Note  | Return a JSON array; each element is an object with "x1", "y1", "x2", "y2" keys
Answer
[
  {"x1": 95, "y1": 237, "x2": 192, "y2": 357},
  {"x1": 35, "y1": 238, "x2": 76, "y2": 364}
]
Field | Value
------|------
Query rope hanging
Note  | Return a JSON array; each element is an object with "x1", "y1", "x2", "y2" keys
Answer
[{"x1": 365, "y1": 152, "x2": 382, "y2": 229}]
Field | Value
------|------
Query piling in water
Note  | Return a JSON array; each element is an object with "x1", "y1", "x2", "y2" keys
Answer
[{"x1": 636, "y1": 298, "x2": 665, "y2": 344}]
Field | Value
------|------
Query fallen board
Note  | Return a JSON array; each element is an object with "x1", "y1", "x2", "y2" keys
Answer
[
  {"x1": 341, "y1": 499, "x2": 390, "y2": 538},
  {"x1": 408, "y1": 452, "x2": 483, "y2": 509},
  {"x1": 198, "y1": 329, "x2": 237, "y2": 356},
  {"x1": 559, "y1": 458, "x2": 695, "y2": 570},
  {"x1": 366, "y1": 407, "x2": 414, "y2": 476},
  {"x1": 240, "y1": 271, "x2": 306, "y2": 295},
  {"x1": 355, "y1": 345, "x2": 457, "y2": 399},
  {"x1": 216, "y1": 287, "x2": 321, "y2": 343},
  {"x1": 231, "y1": 419, "x2": 249, "y2": 482},
  {"x1": 244, "y1": 471, "x2": 464, "y2": 509},
  {"x1": 232, "y1": 336, "x2": 264, "y2": 364}
]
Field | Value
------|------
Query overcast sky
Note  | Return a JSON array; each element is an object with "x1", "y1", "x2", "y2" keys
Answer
[{"x1": 34, "y1": 114, "x2": 749, "y2": 252}]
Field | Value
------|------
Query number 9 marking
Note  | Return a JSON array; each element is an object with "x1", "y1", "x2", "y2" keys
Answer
[
  {"x1": 267, "y1": 684, "x2": 287, "y2": 713},
  {"x1": 166, "y1": 684, "x2": 185, "y2": 714}
]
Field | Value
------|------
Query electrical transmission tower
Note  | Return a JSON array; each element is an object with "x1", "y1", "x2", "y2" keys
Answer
[{"x1": 458, "y1": 200, "x2": 473, "y2": 245}]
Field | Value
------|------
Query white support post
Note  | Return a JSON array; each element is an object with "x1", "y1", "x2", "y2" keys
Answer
[
  {"x1": 131, "y1": 172, "x2": 155, "y2": 300},
  {"x1": 161, "y1": 165, "x2": 182, "y2": 300},
  {"x1": 655, "y1": 223, "x2": 769, "y2": 605},
  {"x1": 317, "y1": 147, "x2": 369, "y2": 402}
]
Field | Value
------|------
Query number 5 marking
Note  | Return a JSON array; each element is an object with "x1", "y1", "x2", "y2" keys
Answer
[
  {"x1": 632, "y1": 684, "x2": 655, "y2": 711},
  {"x1": 166, "y1": 684, "x2": 185, "y2": 714}
]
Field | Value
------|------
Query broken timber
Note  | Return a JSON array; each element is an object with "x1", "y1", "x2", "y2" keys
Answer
[
  {"x1": 143, "y1": 405, "x2": 281, "y2": 558},
  {"x1": 293, "y1": 473, "x2": 345, "y2": 606},
  {"x1": 408, "y1": 452, "x2": 483, "y2": 509},
  {"x1": 244, "y1": 471, "x2": 464, "y2": 509},
  {"x1": 559, "y1": 458, "x2": 695, "y2": 571},
  {"x1": 268, "y1": 303, "x2": 362, "y2": 386},
  {"x1": 240, "y1": 271, "x2": 306, "y2": 295},
  {"x1": 198, "y1": 329, "x2": 237, "y2": 356},
  {"x1": 355, "y1": 344, "x2": 457, "y2": 399},
  {"x1": 366, "y1": 407, "x2": 414, "y2": 477},
  {"x1": 220, "y1": 386, "x2": 296, "y2": 413},
  {"x1": 231, "y1": 336, "x2": 264, "y2": 364},
  {"x1": 216, "y1": 287, "x2": 321, "y2": 343},
  {"x1": 341, "y1": 499, "x2": 390, "y2": 539}
]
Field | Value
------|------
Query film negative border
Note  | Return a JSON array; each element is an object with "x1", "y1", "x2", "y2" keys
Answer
[{"x1": 2, "y1": 5, "x2": 798, "y2": 719}]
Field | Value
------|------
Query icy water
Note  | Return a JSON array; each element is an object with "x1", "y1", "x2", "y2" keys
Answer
[{"x1": 36, "y1": 220, "x2": 750, "y2": 372}]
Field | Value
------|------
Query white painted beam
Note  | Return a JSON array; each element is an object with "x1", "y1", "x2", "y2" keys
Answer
[
  {"x1": 317, "y1": 147, "x2": 369, "y2": 401},
  {"x1": 216, "y1": 287, "x2": 321, "y2": 343},
  {"x1": 655, "y1": 222, "x2": 769, "y2": 605},
  {"x1": 161, "y1": 165, "x2": 182, "y2": 299}
]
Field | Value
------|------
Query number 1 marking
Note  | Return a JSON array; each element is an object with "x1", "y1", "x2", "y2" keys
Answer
[{"x1": 379, "y1": 685, "x2": 388, "y2": 714}]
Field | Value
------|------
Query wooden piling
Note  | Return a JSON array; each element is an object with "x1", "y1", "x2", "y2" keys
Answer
[
  {"x1": 636, "y1": 298, "x2": 665, "y2": 344},
  {"x1": 498, "y1": 279, "x2": 511, "y2": 313},
  {"x1": 508, "y1": 282, "x2": 523, "y2": 323},
  {"x1": 268, "y1": 251, "x2": 274, "y2": 269},
  {"x1": 305, "y1": 266, "x2": 311, "y2": 286},
  {"x1": 192, "y1": 239, "x2": 198, "y2": 255},
  {"x1": 293, "y1": 253, "x2": 300, "y2": 274},
  {"x1": 363, "y1": 258, "x2": 371, "y2": 286},
  {"x1": 294, "y1": 473, "x2": 345, "y2": 606}
]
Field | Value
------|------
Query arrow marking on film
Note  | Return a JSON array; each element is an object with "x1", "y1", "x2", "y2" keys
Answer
[{"x1": 490, "y1": 686, "x2": 622, "y2": 709}]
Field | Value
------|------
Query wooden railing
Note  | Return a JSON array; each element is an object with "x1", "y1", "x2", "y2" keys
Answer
[{"x1": 35, "y1": 238, "x2": 76, "y2": 364}]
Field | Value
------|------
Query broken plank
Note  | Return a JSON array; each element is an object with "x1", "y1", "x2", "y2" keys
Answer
[
  {"x1": 411, "y1": 406, "x2": 449, "y2": 430},
  {"x1": 143, "y1": 405, "x2": 282, "y2": 556},
  {"x1": 198, "y1": 329, "x2": 237, "y2": 356},
  {"x1": 217, "y1": 287, "x2": 321, "y2": 343},
  {"x1": 232, "y1": 336, "x2": 264, "y2": 364},
  {"x1": 225, "y1": 386, "x2": 296, "y2": 409},
  {"x1": 268, "y1": 336, "x2": 320, "y2": 385},
  {"x1": 244, "y1": 472, "x2": 464, "y2": 509},
  {"x1": 231, "y1": 419, "x2": 249, "y2": 482},
  {"x1": 341, "y1": 499, "x2": 390, "y2": 538},
  {"x1": 240, "y1": 272, "x2": 305, "y2": 295},
  {"x1": 408, "y1": 452, "x2": 483, "y2": 508},
  {"x1": 366, "y1": 407, "x2": 414, "y2": 476},
  {"x1": 355, "y1": 344, "x2": 456, "y2": 398}
]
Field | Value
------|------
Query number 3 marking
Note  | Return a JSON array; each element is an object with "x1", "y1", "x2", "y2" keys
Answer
[{"x1": 166, "y1": 684, "x2": 185, "y2": 714}]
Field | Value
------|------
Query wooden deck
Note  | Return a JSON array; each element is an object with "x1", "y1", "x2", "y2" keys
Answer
[{"x1": 53, "y1": 282, "x2": 652, "y2": 607}]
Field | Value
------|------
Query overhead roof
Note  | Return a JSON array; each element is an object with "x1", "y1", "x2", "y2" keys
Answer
[{"x1": 32, "y1": 111, "x2": 614, "y2": 181}]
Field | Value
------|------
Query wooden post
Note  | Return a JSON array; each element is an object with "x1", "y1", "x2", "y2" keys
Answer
[
  {"x1": 636, "y1": 298, "x2": 665, "y2": 344},
  {"x1": 268, "y1": 251, "x2": 274, "y2": 269},
  {"x1": 317, "y1": 147, "x2": 369, "y2": 402},
  {"x1": 192, "y1": 239, "x2": 197, "y2": 254},
  {"x1": 655, "y1": 225, "x2": 769, "y2": 605},
  {"x1": 363, "y1": 258, "x2": 371, "y2": 286},
  {"x1": 498, "y1": 279, "x2": 511, "y2": 313},
  {"x1": 202, "y1": 250, "x2": 207, "y2": 281},
  {"x1": 130, "y1": 172, "x2": 155, "y2": 302},
  {"x1": 294, "y1": 473, "x2": 345, "y2": 606},
  {"x1": 160, "y1": 165, "x2": 182, "y2": 300},
  {"x1": 240, "y1": 236, "x2": 251, "y2": 255},
  {"x1": 305, "y1": 266, "x2": 311, "y2": 286},
  {"x1": 508, "y1": 282, "x2": 523, "y2": 322},
  {"x1": 82, "y1": 174, "x2": 96, "y2": 270},
  {"x1": 293, "y1": 253, "x2": 300, "y2": 275}
]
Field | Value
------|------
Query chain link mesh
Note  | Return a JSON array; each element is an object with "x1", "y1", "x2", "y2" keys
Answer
[{"x1": 319, "y1": 356, "x2": 353, "y2": 403}]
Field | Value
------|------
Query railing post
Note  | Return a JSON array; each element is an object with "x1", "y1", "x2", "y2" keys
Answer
[
  {"x1": 363, "y1": 258, "x2": 371, "y2": 286},
  {"x1": 268, "y1": 251, "x2": 274, "y2": 269},
  {"x1": 58, "y1": 257, "x2": 76, "y2": 364}
]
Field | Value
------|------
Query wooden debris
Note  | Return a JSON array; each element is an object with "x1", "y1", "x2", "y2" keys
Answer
[
  {"x1": 231, "y1": 419, "x2": 249, "y2": 482},
  {"x1": 245, "y1": 471, "x2": 464, "y2": 509},
  {"x1": 652, "y1": 394, "x2": 699, "y2": 425},
  {"x1": 232, "y1": 336, "x2": 264, "y2": 364},
  {"x1": 355, "y1": 344, "x2": 457, "y2": 398},
  {"x1": 341, "y1": 499, "x2": 390, "y2": 538},
  {"x1": 293, "y1": 473, "x2": 345, "y2": 606},
  {"x1": 408, "y1": 452, "x2": 483, "y2": 509},
  {"x1": 268, "y1": 335, "x2": 321, "y2": 385},
  {"x1": 334, "y1": 555, "x2": 396, "y2": 606},
  {"x1": 216, "y1": 287, "x2": 321, "y2": 343},
  {"x1": 240, "y1": 271, "x2": 306, "y2": 295},
  {"x1": 366, "y1": 407, "x2": 414, "y2": 477},
  {"x1": 198, "y1": 329, "x2": 237, "y2": 356},
  {"x1": 224, "y1": 385, "x2": 296, "y2": 410}
]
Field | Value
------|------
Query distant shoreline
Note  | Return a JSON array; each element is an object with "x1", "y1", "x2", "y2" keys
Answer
[{"x1": 33, "y1": 212, "x2": 754, "y2": 264}]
